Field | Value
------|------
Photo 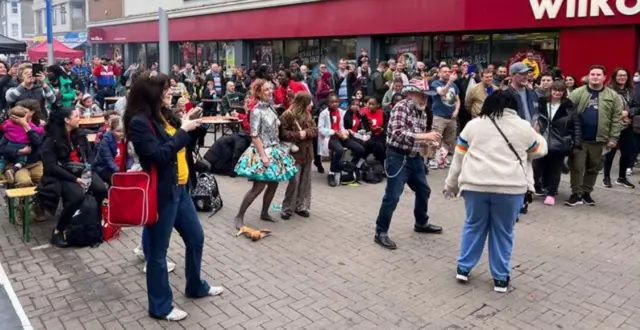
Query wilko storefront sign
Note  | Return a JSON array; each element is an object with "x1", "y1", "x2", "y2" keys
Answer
[{"x1": 531, "y1": 0, "x2": 640, "y2": 19}]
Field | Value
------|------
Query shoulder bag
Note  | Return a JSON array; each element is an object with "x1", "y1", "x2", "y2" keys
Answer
[
  {"x1": 107, "y1": 120, "x2": 158, "y2": 227},
  {"x1": 489, "y1": 117, "x2": 534, "y2": 201}
]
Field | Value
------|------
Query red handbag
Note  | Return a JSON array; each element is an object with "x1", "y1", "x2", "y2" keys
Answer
[{"x1": 107, "y1": 120, "x2": 158, "y2": 227}]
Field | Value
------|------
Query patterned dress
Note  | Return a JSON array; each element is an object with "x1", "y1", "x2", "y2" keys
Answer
[{"x1": 235, "y1": 101, "x2": 298, "y2": 182}]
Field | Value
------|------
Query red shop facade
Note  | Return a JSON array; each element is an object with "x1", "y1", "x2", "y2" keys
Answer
[{"x1": 88, "y1": 0, "x2": 640, "y2": 77}]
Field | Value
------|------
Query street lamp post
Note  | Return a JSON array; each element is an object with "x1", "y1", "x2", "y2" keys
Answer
[{"x1": 45, "y1": 0, "x2": 54, "y2": 64}]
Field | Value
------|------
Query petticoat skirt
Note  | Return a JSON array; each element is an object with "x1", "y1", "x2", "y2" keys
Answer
[{"x1": 234, "y1": 145, "x2": 298, "y2": 182}]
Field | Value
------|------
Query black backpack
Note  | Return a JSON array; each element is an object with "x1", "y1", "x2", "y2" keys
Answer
[
  {"x1": 191, "y1": 173, "x2": 223, "y2": 214},
  {"x1": 66, "y1": 195, "x2": 103, "y2": 247},
  {"x1": 361, "y1": 161, "x2": 384, "y2": 184},
  {"x1": 340, "y1": 161, "x2": 358, "y2": 185}
]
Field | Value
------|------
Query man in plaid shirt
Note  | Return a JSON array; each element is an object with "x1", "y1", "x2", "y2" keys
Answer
[
  {"x1": 72, "y1": 58, "x2": 92, "y2": 94},
  {"x1": 374, "y1": 79, "x2": 443, "y2": 250}
]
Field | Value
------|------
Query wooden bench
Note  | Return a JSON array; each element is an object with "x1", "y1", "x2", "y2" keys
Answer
[{"x1": 6, "y1": 186, "x2": 37, "y2": 242}]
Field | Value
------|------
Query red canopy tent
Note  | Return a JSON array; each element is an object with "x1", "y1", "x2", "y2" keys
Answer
[{"x1": 27, "y1": 39, "x2": 84, "y2": 60}]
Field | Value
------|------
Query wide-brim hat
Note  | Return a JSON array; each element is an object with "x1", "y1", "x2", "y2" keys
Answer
[{"x1": 402, "y1": 78, "x2": 436, "y2": 96}]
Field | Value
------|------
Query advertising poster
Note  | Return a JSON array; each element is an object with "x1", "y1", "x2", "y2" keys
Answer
[{"x1": 395, "y1": 43, "x2": 418, "y2": 72}]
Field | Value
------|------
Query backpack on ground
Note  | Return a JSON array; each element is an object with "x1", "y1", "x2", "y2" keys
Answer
[
  {"x1": 340, "y1": 161, "x2": 358, "y2": 185},
  {"x1": 361, "y1": 161, "x2": 384, "y2": 184},
  {"x1": 191, "y1": 173, "x2": 223, "y2": 214},
  {"x1": 66, "y1": 194, "x2": 103, "y2": 247}
]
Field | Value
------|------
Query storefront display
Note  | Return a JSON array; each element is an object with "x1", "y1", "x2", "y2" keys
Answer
[{"x1": 89, "y1": 0, "x2": 639, "y2": 76}]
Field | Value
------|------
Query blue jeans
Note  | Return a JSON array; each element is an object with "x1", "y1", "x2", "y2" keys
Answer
[
  {"x1": 375, "y1": 151, "x2": 431, "y2": 234},
  {"x1": 142, "y1": 185, "x2": 210, "y2": 318},
  {"x1": 0, "y1": 141, "x2": 27, "y2": 170},
  {"x1": 457, "y1": 191, "x2": 523, "y2": 281}
]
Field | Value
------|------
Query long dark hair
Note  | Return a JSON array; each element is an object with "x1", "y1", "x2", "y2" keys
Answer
[
  {"x1": 609, "y1": 67, "x2": 633, "y2": 91},
  {"x1": 45, "y1": 107, "x2": 78, "y2": 143},
  {"x1": 480, "y1": 90, "x2": 518, "y2": 119},
  {"x1": 123, "y1": 71, "x2": 171, "y2": 135}
]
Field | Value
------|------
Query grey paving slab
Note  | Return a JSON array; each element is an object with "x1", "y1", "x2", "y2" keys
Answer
[{"x1": 2, "y1": 159, "x2": 640, "y2": 330}]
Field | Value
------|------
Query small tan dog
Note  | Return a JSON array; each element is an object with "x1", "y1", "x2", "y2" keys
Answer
[{"x1": 236, "y1": 226, "x2": 271, "y2": 241}]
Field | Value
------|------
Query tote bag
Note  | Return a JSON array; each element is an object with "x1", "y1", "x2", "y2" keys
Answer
[{"x1": 107, "y1": 120, "x2": 158, "y2": 227}]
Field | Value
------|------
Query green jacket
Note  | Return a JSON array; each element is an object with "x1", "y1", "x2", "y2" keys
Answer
[{"x1": 570, "y1": 85, "x2": 623, "y2": 144}]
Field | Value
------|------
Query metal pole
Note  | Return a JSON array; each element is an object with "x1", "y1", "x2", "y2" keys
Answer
[
  {"x1": 159, "y1": 8, "x2": 169, "y2": 74},
  {"x1": 45, "y1": 0, "x2": 54, "y2": 65}
]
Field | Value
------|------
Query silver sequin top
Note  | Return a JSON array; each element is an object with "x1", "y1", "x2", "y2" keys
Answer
[{"x1": 250, "y1": 101, "x2": 281, "y2": 148}]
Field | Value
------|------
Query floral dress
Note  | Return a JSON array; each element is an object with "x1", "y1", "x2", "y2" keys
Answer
[{"x1": 235, "y1": 101, "x2": 298, "y2": 182}]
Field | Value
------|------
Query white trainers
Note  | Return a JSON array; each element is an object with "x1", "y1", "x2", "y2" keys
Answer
[
  {"x1": 143, "y1": 262, "x2": 176, "y2": 273},
  {"x1": 428, "y1": 159, "x2": 439, "y2": 169},
  {"x1": 166, "y1": 308, "x2": 188, "y2": 321},
  {"x1": 627, "y1": 168, "x2": 633, "y2": 176},
  {"x1": 208, "y1": 286, "x2": 224, "y2": 296},
  {"x1": 133, "y1": 245, "x2": 145, "y2": 261}
]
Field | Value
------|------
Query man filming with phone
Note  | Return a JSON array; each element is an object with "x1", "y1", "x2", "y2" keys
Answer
[{"x1": 6, "y1": 63, "x2": 56, "y2": 115}]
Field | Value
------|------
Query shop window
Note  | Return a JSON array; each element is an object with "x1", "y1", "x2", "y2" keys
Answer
[
  {"x1": 130, "y1": 43, "x2": 146, "y2": 66},
  {"x1": 146, "y1": 43, "x2": 159, "y2": 69},
  {"x1": 110, "y1": 44, "x2": 124, "y2": 64},
  {"x1": 219, "y1": 42, "x2": 235, "y2": 73},
  {"x1": 169, "y1": 42, "x2": 181, "y2": 68},
  {"x1": 255, "y1": 40, "x2": 283, "y2": 69},
  {"x1": 491, "y1": 32, "x2": 559, "y2": 73},
  {"x1": 219, "y1": 42, "x2": 234, "y2": 69},
  {"x1": 283, "y1": 39, "x2": 320, "y2": 70},
  {"x1": 180, "y1": 42, "x2": 197, "y2": 67},
  {"x1": 383, "y1": 36, "x2": 430, "y2": 71},
  {"x1": 196, "y1": 42, "x2": 217, "y2": 64},
  {"x1": 320, "y1": 38, "x2": 357, "y2": 71}
]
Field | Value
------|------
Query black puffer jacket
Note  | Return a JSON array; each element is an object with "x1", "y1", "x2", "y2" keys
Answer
[
  {"x1": 204, "y1": 133, "x2": 250, "y2": 176},
  {"x1": 537, "y1": 97, "x2": 582, "y2": 154}
]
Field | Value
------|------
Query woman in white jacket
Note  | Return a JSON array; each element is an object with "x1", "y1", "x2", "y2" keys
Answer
[
  {"x1": 317, "y1": 93, "x2": 366, "y2": 186},
  {"x1": 443, "y1": 91, "x2": 548, "y2": 293}
]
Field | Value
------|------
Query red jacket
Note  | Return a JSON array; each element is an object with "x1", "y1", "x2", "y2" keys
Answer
[{"x1": 274, "y1": 86, "x2": 290, "y2": 109}]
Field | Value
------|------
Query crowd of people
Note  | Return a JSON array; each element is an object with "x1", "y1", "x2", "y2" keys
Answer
[{"x1": 0, "y1": 48, "x2": 636, "y2": 321}]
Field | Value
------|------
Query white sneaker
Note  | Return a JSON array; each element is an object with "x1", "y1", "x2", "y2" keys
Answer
[
  {"x1": 166, "y1": 308, "x2": 188, "y2": 321},
  {"x1": 133, "y1": 245, "x2": 145, "y2": 261},
  {"x1": 627, "y1": 168, "x2": 633, "y2": 176},
  {"x1": 428, "y1": 159, "x2": 439, "y2": 169},
  {"x1": 208, "y1": 286, "x2": 224, "y2": 296},
  {"x1": 143, "y1": 261, "x2": 176, "y2": 273}
]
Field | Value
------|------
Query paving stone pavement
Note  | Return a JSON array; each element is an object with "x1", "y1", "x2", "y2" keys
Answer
[{"x1": 1, "y1": 166, "x2": 640, "y2": 330}]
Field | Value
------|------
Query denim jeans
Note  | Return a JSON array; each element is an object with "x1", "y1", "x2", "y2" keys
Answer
[
  {"x1": 457, "y1": 191, "x2": 523, "y2": 281},
  {"x1": 375, "y1": 151, "x2": 431, "y2": 234},
  {"x1": 142, "y1": 185, "x2": 210, "y2": 318}
]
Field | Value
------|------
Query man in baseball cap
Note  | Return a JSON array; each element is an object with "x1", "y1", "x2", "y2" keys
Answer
[{"x1": 509, "y1": 61, "x2": 531, "y2": 75}]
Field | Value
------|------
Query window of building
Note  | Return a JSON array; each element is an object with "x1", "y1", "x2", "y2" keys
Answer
[
  {"x1": 254, "y1": 40, "x2": 283, "y2": 69},
  {"x1": 283, "y1": 39, "x2": 320, "y2": 70},
  {"x1": 71, "y1": 3, "x2": 85, "y2": 30},
  {"x1": 130, "y1": 43, "x2": 146, "y2": 66},
  {"x1": 491, "y1": 32, "x2": 559, "y2": 71},
  {"x1": 10, "y1": 23, "x2": 18, "y2": 38},
  {"x1": 169, "y1": 42, "x2": 181, "y2": 68},
  {"x1": 197, "y1": 42, "x2": 217, "y2": 64},
  {"x1": 11, "y1": 1, "x2": 18, "y2": 14},
  {"x1": 60, "y1": 5, "x2": 66, "y2": 25},
  {"x1": 383, "y1": 36, "x2": 430, "y2": 71},
  {"x1": 35, "y1": 10, "x2": 43, "y2": 35},
  {"x1": 218, "y1": 42, "x2": 233, "y2": 69},
  {"x1": 146, "y1": 43, "x2": 158, "y2": 69},
  {"x1": 52, "y1": 6, "x2": 57, "y2": 25},
  {"x1": 180, "y1": 42, "x2": 196, "y2": 66},
  {"x1": 320, "y1": 38, "x2": 357, "y2": 67}
]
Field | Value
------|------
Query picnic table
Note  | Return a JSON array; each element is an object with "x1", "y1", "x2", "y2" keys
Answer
[{"x1": 79, "y1": 116, "x2": 105, "y2": 127}]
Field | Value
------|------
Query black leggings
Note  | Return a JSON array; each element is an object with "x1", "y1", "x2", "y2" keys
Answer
[
  {"x1": 365, "y1": 136, "x2": 386, "y2": 162},
  {"x1": 603, "y1": 127, "x2": 635, "y2": 180},
  {"x1": 533, "y1": 151, "x2": 565, "y2": 196},
  {"x1": 55, "y1": 173, "x2": 108, "y2": 231}
]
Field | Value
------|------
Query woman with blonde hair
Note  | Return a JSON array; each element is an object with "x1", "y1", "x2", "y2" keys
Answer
[
  {"x1": 279, "y1": 92, "x2": 317, "y2": 220},
  {"x1": 233, "y1": 79, "x2": 297, "y2": 229}
]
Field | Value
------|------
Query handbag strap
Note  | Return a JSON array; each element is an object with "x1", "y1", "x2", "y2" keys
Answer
[{"x1": 489, "y1": 117, "x2": 525, "y2": 171}]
